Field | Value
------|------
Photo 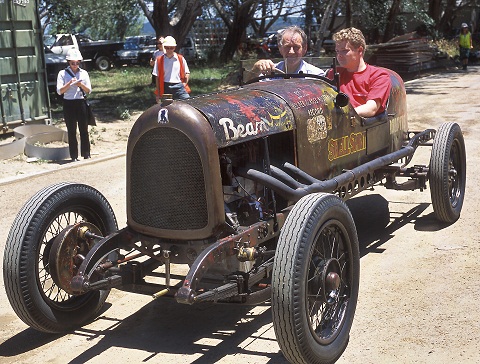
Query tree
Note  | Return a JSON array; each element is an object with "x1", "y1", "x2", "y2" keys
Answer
[
  {"x1": 429, "y1": 0, "x2": 476, "y2": 35},
  {"x1": 211, "y1": 0, "x2": 258, "y2": 62},
  {"x1": 249, "y1": 0, "x2": 286, "y2": 37},
  {"x1": 137, "y1": 0, "x2": 202, "y2": 50},
  {"x1": 40, "y1": 0, "x2": 143, "y2": 39},
  {"x1": 383, "y1": 0, "x2": 402, "y2": 42},
  {"x1": 311, "y1": 0, "x2": 340, "y2": 55}
]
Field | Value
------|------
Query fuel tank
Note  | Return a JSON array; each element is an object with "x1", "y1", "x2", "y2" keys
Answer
[{"x1": 183, "y1": 78, "x2": 339, "y2": 148}]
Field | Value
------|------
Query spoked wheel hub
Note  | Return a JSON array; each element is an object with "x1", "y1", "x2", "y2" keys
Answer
[
  {"x1": 312, "y1": 258, "x2": 342, "y2": 305},
  {"x1": 48, "y1": 222, "x2": 102, "y2": 295}
]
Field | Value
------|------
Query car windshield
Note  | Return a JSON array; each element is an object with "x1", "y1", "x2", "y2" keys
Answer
[{"x1": 43, "y1": 35, "x2": 55, "y2": 47}]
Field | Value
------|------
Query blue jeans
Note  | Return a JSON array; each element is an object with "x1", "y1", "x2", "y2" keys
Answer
[{"x1": 164, "y1": 82, "x2": 190, "y2": 100}]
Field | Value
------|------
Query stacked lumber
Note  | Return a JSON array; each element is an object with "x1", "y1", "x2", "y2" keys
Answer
[{"x1": 368, "y1": 39, "x2": 436, "y2": 73}]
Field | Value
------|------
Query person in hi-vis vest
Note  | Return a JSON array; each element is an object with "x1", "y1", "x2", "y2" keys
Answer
[
  {"x1": 459, "y1": 23, "x2": 473, "y2": 71},
  {"x1": 152, "y1": 36, "x2": 190, "y2": 101}
]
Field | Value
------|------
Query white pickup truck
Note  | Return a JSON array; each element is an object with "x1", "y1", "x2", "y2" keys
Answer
[{"x1": 44, "y1": 34, "x2": 124, "y2": 71}]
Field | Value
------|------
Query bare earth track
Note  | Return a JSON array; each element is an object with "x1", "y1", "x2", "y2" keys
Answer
[{"x1": 0, "y1": 66, "x2": 479, "y2": 364}]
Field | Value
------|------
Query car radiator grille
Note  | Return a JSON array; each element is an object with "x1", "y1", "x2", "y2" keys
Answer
[{"x1": 130, "y1": 127, "x2": 208, "y2": 230}]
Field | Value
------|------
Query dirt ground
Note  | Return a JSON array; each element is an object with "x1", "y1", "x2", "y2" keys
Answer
[
  {"x1": 1, "y1": 65, "x2": 479, "y2": 364},
  {"x1": 0, "y1": 112, "x2": 141, "y2": 184}
]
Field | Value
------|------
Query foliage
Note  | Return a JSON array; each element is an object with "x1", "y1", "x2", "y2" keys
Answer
[
  {"x1": 40, "y1": 0, "x2": 143, "y2": 40},
  {"x1": 41, "y1": 0, "x2": 477, "y2": 60},
  {"x1": 432, "y1": 38, "x2": 459, "y2": 58}
]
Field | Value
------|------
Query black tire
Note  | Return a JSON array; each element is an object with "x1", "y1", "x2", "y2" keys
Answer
[
  {"x1": 3, "y1": 182, "x2": 118, "y2": 333},
  {"x1": 272, "y1": 193, "x2": 360, "y2": 364},
  {"x1": 95, "y1": 56, "x2": 111, "y2": 71},
  {"x1": 429, "y1": 122, "x2": 466, "y2": 223}
]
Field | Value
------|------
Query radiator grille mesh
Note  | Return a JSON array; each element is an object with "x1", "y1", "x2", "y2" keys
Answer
[{"x1": 130, "y1": 127, "x2": 208, "y2": 230}]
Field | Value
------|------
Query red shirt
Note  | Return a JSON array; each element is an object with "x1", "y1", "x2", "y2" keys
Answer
[{"x1": 328, "y1": 64, "x2": 391, "y2": 114}]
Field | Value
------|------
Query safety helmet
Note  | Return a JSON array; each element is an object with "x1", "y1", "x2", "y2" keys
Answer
[
  {"x1": 65, "y1": 48, "x2": 83, "y2": 61},
  {"x1": 163, "y1": 36, "x2": 177, "y2": 47},
  {"x1": 461, "y1": 23, "x2": 468, "y2": 28}
]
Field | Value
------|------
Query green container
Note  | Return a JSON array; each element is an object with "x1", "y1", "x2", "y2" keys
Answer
[{"x1": 0, "y1": 0, "x2": 51, "y2": 133}]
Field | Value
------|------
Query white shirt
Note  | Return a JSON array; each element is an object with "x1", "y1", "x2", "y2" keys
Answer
[
  {"x1": 56, "y1": 67, "x2": 92, "y2": 100},
  {"x1": 274, "y1": 59, "x2": 325, "y2": 76},
  {"x1": 152, "y1": 53, "x2": 190, "y2": 83}
]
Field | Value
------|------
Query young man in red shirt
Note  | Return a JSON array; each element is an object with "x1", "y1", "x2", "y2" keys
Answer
[{"x1": 328, "y1": 27, "x2": 391, "y2": 118}]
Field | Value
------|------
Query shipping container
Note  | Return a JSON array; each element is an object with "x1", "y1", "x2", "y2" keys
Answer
[{"x1": 0, "y1": 0, "x2": 51, "y2": 134}]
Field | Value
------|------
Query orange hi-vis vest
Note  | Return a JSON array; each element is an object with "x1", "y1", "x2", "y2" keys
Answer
[{"x1": 155, "y1": 53, "x2": 189, "y2": 97}]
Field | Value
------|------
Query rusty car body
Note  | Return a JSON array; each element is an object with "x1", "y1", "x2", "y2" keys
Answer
[{"x1": 3, "y1": 63, "x2": 466, "y2": 364}]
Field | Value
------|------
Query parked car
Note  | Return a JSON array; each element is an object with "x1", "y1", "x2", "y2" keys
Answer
[
  {"x1": 179, "y1": 36, "x2": 206, "y2": 63},
  {"x1": 115, "y1": 41, "x2": 143, "y2": 67},
  {"x1": 44, "y1": 34, "x2": 124, "y2": 71},
  {"x1": 125, "y1": 35, "x2": 156, "y2": 48},
  {"x1": 137, "y1": 45, "x2": 156, "y2": 66}
]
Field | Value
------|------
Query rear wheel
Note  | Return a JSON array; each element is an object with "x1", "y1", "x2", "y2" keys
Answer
[
  {"x1": 95, "y1": 56, "x2": 111, "y2": 71},
  {"x1": 272, "y1": 193, "x2": 360, "y2": 364},
  {"x1": 3, "y1": 182, "x2": 118, "y2": 333},
  {"x1": 429, "y1": 122, "x2": 466, "y2": 223}
]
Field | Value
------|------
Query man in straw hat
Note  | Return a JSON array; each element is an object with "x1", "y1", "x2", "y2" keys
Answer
[{"x1": 152, "y1": 36, "x2": 190, "y2": 100}]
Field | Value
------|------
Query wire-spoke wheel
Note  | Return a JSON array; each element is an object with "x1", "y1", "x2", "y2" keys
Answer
[
  {"x1": 272, "y1": 193, "x2": 360, "y2": 364},
  {"x1": 3, "y1": 182, "x2": 117, "y2": 333}
]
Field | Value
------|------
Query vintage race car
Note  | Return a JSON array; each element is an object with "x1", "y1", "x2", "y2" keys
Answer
[{"x1": 3, "y1": 64, "x2": 466, "y2": 364}]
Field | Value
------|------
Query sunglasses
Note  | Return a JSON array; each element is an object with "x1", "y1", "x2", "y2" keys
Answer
[
  {"x1": 69, "y1": 61, "x2": 80, "y2": 65},
  {"x1": 164, "y1": 46, "x2": 175, "y2": 50}
]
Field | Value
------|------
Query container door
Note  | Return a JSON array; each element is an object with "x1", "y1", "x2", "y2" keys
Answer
[{"x1": 0, "y1": 0, "x2": 51, "y2": 132}]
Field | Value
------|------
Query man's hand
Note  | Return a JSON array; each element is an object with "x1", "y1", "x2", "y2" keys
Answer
[{"x1": 251, "y1": 59, "x2": 276, "y2": 75}]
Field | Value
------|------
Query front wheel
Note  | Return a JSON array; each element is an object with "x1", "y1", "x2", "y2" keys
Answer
[
  {"x1": 429, "y1": 122, "x2": 466, "y2": 223},
  {"x1": 3, "y1": 182, "x2": 118, "y2": 333},
  {"x1": 272, "y1": 193, "x2": 360, "y2": 364}
]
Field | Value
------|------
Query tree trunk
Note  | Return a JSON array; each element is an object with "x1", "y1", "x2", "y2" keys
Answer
[
  {"x1": 345, "y1": 0, "x2": 352, "y2": 28},
  {"x1": 428, "y1": 0, "x2": 442, "y2": 24},
  {"x1": 141, "y1": 0, "x2": 201, "y2": 48},
  {"x1": 313, "y1": 0, "x2": 339, "y2": 56},
  {"x1": 220, "y1": 1, "x2": 256, "y2": 62},
  {"x1": 383, "y1": 0, "x2": 401, "y2": 42}
]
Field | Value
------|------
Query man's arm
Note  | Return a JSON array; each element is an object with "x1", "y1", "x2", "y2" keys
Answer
[{"x1": 355, "y1": 99, "x2": 381, "y2": 118}]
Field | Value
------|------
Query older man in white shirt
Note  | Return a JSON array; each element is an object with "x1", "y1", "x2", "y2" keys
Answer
[{"x1": 247, "y1": 26, "x2": 325, "y2": 80}]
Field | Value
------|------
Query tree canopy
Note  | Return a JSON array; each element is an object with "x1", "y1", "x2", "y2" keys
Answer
[
  {"x1": 40, "y1": 0, "x2": 143, "y2": 39},
  {"x1": 40, "y1": 0, "x2": 479, "y2": 62}
]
